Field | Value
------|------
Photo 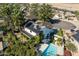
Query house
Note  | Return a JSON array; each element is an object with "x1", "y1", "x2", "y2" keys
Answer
[
  {"x1": 22, "y1": 20, "x2": 40, "y2": 38},
  {"x1": 22, "y1": 19, "x2": 58, "y2": 39}
]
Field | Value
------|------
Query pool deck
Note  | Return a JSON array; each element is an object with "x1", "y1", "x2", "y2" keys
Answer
[
  {"x1": 39, "y1": 44, "x2": 48, "y2": 53},
  {"x1": 56, "y1": 44, "x2": 64, "y2": 55},
  {"x1": 39, "y1": 43, "x2": 64, "y2": 56}
]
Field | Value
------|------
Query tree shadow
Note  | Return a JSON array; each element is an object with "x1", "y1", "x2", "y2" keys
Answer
[
  {"x1": 72, "y1": 30, "x2": 79, "y2": 42},
  {"x1": 48, "y1": 19, "x2": 61, "y2": 24}
]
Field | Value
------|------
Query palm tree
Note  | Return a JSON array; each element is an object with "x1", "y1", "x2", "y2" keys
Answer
[
  {"x1": 21, "y1": 3, "x2": 40, "y2": 20},
  {"x1": 30, "y1": 4, "x2": 40, "y2": 19},
  {"x1": 0, "y1": 4, "x2": 13, "y2": 30},
  {"x1": 38, "y1": 4, "x2": 53, "y2": 22},
  {"x1": 0, "y1": 4, "x2": 25, "y2": 31},
  {"x1": 3, "y1": 33, "x2": 37, "y2": 56}
]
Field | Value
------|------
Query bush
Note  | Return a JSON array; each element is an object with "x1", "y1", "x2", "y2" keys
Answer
[
  {"x1": 66, "y1": 42, "x2": 77, "y2": 52},
  {"x1": 57, "y1": 38, "x2": 62, "y2": 46},
  {"x1": 57, "y1": 28, "x2": 63, "y2": 36}
]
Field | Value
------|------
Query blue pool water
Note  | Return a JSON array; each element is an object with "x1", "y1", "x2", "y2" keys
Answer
[{"x1": 42, "y1": 43, "x2": 57, "y2": 56}]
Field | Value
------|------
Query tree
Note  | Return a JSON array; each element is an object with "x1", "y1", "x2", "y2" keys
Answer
[
  {"x1": 31, "y1": 36, "x2": 40, "y2": 45},
  {"x1": 24, "y1": 4, "x2": 54, "y2": 21},
  {"x1": 50, "y1": 32, "x2": 55, "y2": 44},
  {"x1": 74, "y1": 11, "x2": 79, "y2": 16},
  {"x1": 30, "y1": 4, "x2": 40, "y2": 19},
  {"x1": 20, "y1": 4, "x2": 40, "y2": 20},
  {"x1": 38, "y1": 4, "x2": 53, "y2": 21},
  {"x1": 39, "y1": 31, "x2": 44, "y2": 42},
  {"x1": 74, "y1": 11, "x2": 79, "y2": 20},
  {"x1": 3, "y1": 32, "x2": 38, "y2": 56},
  {"x1": 0, "y1": 4, "x2": 25, "y2": 31},
  {"x1": 56, "y1": 38, "x2": 62, "y2": 46},
  {"x1": 0, "y1": 4, "x2": 13, "y2": 30},
  {"x1": 4, "y1": 38, "x2": 37, "y2": 56},
  {"x1": 56, "y1": 29, "x2": 63, "y2": 46},
  {"x1": 11, "y1": 4, "x2": 25, "y2": 31},
  {"x1": 57, "y1": 28, "x2": 63, "y2": 36}
]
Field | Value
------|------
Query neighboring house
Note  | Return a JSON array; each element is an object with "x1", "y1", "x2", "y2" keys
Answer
[
  {"x1": 52, "y1": 14, "x2": 60, "y2": 20},
  {"x1": 0, "y1": 18, "x2": 4, "y2": 24},
  {"x1": 0, "y1": 20, "x2": 4, "y2": 23},
  {"x1": 0, "y1": 38, "x2": 3, "y2": 51},
  {"x1": 0, "y1": 37, "x2": 8, "y2": 55},
  {"x1": 0, "y1": 18, "x2": 5, "y2": 29},
  {"x1": 0, "y1": 30, "x2": 3, "y2": 39},
  {"x1": 0, "y1": 31, "x2": 3, "y2": 35}
]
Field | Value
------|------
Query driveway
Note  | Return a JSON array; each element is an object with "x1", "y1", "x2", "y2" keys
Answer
[
  {"x1": 72, "y1": 30, "x2": 79, "y2": 42},
  {"x1": 52, "y1": 21, "x2": 76, "y2": 30}
]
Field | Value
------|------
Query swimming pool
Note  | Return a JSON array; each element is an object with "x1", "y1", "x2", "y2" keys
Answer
[{"x1": 42, "y1": 43, "x2": 57, "y2": 56}]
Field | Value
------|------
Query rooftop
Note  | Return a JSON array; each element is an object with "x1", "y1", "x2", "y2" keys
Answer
[
  {"x1": 25, "y1": 21, "x2": 40, "y2": 34},
  {"x1": 22, "y1": 20, "x2": 41, "y2": 38}
]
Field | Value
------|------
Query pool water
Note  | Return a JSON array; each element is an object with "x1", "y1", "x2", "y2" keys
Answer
[{"x1": 42, "y1": 43, "x2": 57, "y2": 56}]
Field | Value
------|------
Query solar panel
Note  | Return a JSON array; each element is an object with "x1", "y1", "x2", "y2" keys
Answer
[{"x1": 25, "y1": 22, "x2": 32, "y2": 27}]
